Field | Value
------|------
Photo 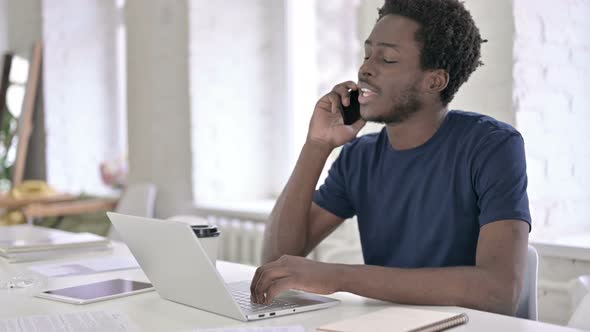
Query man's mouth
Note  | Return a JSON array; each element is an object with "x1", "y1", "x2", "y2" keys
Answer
[{"x1": 358, "y1": 87, "x2": 378, "y2": 104}]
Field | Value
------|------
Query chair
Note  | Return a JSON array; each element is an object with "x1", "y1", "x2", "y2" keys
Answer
[
  {"x1": 112, "y1": 184, "x2": 157, "y2": 218},
  {"x1": 515, "y1": 245, "x2": 539, "y2": 320},
  {"x1": 22, "y1": 183, "x2": 157, "y2": 240},
  {"x1": 166, "y1": 214, "x2": 208, "y2": 225},
  {"x1": 106, "y1": 183, "x2": 157, "y2": 240},
  {"x1": 568, "y1": 275, "x2": 590, "y2": 330}
]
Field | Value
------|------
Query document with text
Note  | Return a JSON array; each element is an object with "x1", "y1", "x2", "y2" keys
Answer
[
  {"x1": 28, "y1": 255, "x2": 140, "y2": 277},
  {"x1": 0, "y1": 310, "x2": 140, "y2": 332}
]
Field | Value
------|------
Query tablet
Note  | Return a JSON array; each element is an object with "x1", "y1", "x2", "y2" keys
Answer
[{"x1": 36, "y1": 278, "x2": 154, "y2": 304}]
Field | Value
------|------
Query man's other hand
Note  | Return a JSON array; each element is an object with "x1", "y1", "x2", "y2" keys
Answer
[{"x1": 250, "y1": 255, "x2": 340, "y2": 304}]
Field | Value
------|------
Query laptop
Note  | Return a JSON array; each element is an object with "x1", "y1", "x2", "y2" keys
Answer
[{"x1": 107, "y1": 212, "x2": 340, "y2": 321}]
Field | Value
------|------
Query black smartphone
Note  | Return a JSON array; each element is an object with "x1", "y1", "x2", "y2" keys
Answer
[{"x1": 341, "y1": 90, "x2": 361, "y2": 125}]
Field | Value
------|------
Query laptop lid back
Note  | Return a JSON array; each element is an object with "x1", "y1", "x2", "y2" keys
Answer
[{"x1": 107, "y1": 212, "x2": 245, "y2": 321}]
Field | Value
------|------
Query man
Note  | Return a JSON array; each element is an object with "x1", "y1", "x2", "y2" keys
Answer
[{"x1": 251, "y1": 0, "x2": 531, "y2": 316}]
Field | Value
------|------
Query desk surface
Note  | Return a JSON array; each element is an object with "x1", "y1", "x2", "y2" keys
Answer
[{"x1": 0, "y1": 243, "x2": 582, "y2": 332}]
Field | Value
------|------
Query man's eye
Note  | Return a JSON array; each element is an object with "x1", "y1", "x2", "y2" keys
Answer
[{"x1": 384, "y1": 59, "x2": 398, "y2": 64}]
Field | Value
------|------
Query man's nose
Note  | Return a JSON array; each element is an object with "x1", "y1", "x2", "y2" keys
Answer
[{"x1": 359, "y1": 59, "x2": 376, "y2": 79}]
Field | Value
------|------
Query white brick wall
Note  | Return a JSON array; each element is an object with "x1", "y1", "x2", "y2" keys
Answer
[
  {"x1": 42, "y1": 0, "x2": 125, "y2": 196},
  {"x1": 451, "y1": 0, "x2": 516, "y2": 125},
  {"x1": 514, "y1": 1, "x2": 590, "y2": 324},
  {"x1": 513, "y1": 0, "x2": 590, "y2": 236}
]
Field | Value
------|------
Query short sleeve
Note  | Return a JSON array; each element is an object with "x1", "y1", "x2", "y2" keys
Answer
[
  {"x1": 313, "y1": 145, "x2": 356, "y2": 219},
  {"x1": 472, "y1": 132, "x2": 532, "y2": 230}
]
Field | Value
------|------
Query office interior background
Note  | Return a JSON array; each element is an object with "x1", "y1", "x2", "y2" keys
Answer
[{"x1": 0, "y1": 0, "x2": 588, "y2": 327}]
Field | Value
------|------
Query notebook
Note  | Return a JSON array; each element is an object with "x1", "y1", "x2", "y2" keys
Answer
[
  {"x1": 0, "y1": 225, "x2": 111, "y2": 262},
  {"x1": 2, "y1": 245, "x2": 112, "y2": 263},
  {"x1": 0, "y1": 225, "x2": 109, "y2": 253},
  {"x1": 317, "y1": 307, "x2": 468, "y2": 332}
]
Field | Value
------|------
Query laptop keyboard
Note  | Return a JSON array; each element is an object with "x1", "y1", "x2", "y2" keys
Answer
[{"x1": 229, "y1": 282, "x2": 298, "y2": 313}]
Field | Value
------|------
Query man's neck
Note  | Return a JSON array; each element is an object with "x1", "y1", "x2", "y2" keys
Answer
[{"x1": 385, "y1": 106, "x2": 449, "y2": 151}]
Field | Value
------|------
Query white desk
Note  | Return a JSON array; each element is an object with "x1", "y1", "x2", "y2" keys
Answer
[{"x1": 0, "y1": 243, "x2": 582, "y2": 332}]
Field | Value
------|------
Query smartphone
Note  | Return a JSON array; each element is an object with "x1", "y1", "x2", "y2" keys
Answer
[
  {"x1": 35, "y1": 278, "x2": 154, "y2": 304},
  {"x1": 340, "y1": 89, "x2": 361, "y2": 125}
]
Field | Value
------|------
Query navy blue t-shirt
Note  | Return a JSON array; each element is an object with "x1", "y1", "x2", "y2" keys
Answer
[{"x1": 313, "y1": 111, "x2": 531, "y2": 268}]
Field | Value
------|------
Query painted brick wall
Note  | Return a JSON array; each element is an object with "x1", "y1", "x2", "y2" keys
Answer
[
  {"x1": 453, "y1": 0, "x2": 515, "y2": 125},
  {"x1": 42, "y1": 0, "x2": 125, "y2": 196},
  {"x1": 513, "y1": 0, "x2": 590, "y2": 236}
]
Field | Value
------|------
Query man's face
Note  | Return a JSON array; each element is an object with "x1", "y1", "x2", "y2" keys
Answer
[{"x1": 358, "y1": 14, "x2": 427, "y2": 124}]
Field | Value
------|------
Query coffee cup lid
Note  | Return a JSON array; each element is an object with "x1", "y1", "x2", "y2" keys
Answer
[{"x1": 191, "y1": 225, "x2": 220, "y2": 238}]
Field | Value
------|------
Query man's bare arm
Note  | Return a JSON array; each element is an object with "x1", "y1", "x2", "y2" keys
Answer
[
  {"x1": 261, "y1": 81, "x2": 365, "y2": 264},
  {"x1": 262, "y1": 143, "x2": 343, "y2": 263},
  {"x1": 253, "y1": 220, "x2": 529, "y2": 316}
]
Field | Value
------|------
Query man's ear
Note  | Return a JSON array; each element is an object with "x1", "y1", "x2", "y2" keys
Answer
[{"x1": 425, "y1": 69, "x2": 449, "y2": 94}]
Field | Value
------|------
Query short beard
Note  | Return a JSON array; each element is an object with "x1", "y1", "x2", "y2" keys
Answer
[{"x1": 370, "y1": 84, "x2": 422, "y2": 124}]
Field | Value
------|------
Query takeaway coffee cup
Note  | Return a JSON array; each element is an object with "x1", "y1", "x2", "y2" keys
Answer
[{"x1": 191, "y1": 225, "x2": 221, "y2": 265}]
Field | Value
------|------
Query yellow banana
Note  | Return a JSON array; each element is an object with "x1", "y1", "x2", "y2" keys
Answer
[{"x1": 10, "y1": 180, "x2": 56, "y2": 200}]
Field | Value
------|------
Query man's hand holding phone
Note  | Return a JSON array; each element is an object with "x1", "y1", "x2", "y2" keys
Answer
[{"x1": 307, "y1": 81, "x2": 366, "y2": 152}]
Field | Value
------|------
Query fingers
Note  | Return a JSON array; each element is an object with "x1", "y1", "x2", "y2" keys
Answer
[
  {"x1": 332, "y1": 81, "x2": 358, "y2": 107},
  {"x1": 250, "y1": 259, "x2": 281, "y2": 296},
  {"x1": 251, "y1": 256, "x2": 294, "y2": 304},
  {"x1": 327, "y1": 93, "x2": 342, "y2": 114},
  {"x1": 251, "y1": 255, "x2": 302, "y2": 304},
  {"x1": 253, "y1": 265, "x2": 290, "y2": 303},
  {"x1": 264, "y1": 277, "x2": 294, "y2": 304},
  {"x1": 330, "y1": 119, "x2": 367, "y2": 145},
  {"x1": 350, "y1": 118, "x2": 367, "y2": 133},
  {"x1": 316, "y1": 81, "x2": 358, "y2": 115}
]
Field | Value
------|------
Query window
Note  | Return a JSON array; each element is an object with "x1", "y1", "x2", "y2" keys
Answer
[
  {"x1": 43, "y1": 0, "x2": 127, "y2": 195},
  {"x1": 190, "y1": 0, "x2": 364, "y2": 206},
  {"x1": 0, "y1": 55, "x2": 29, "y2": 190}
]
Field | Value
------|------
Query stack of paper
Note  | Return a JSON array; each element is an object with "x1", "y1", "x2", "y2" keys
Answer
[{"x1": 0, "y1": 225, "x2": 111, "y2": 263}]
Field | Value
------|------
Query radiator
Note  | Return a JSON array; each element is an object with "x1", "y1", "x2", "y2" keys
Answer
[
  {"x1": 196, "y1": 201, "x2": 362, "y2": 266},
  {"x1": 202, "y1": 212, "x2": 363, "y2": 267},
  {"x1": 205, "y1": 215, "x2": 266, "y2": 266}
]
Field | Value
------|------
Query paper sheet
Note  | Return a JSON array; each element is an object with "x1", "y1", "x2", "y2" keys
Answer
[
  {"x1": 188, "y1": 326, "x2": 305, "y2": 332},
  {"x1": 0, "y1": 310, "x2": 140, "y2": 332},
  {"x1": 28, "y1": 255, "x2": 140, "y2": 277}
]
